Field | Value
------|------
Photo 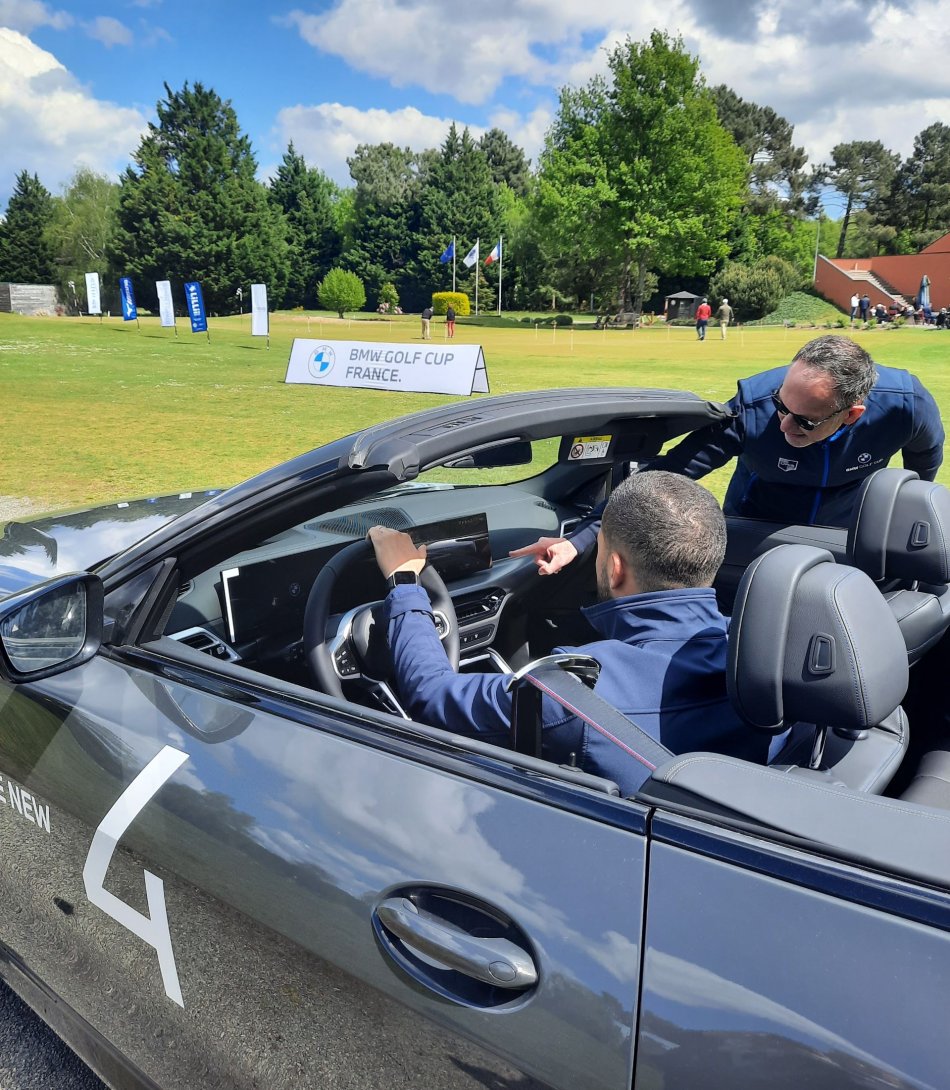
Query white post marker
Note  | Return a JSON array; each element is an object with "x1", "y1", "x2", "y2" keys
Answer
[
  {"x1": 285, "y1": 339, "x2": 489, "y2": 395},
  {"x1": 251, "y1": 283, "x2": 269, "y2": 348},
  {"x1": 85, "y1": 272, "x2": 101, "y2": 322},
  {"x1": 156, "y1": 280, "x2": 177, "y2": 336}
]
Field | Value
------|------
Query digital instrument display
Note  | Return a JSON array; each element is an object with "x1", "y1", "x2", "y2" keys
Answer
[{"x1": 220, "y1": 512, "x2": 491, "y2": 645}]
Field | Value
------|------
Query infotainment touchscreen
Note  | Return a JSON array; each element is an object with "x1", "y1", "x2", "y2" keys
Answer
[{"x1": 220, "y1": 512, "x2": 491, "y2": 645}]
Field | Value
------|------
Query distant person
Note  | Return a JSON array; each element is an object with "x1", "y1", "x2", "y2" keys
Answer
[
  {"x1": 421, "y1": 304, "x2": 433, "y2": 340},
  {"x1": 716, "y1": 298, "x2": 734, "y2": 340},
  {"x1": 850, "y1": 293, "x2": 860, "y2": 323},
  {"x1": 695, "y1": 298, "x2": 712, "y2": 341},
  {"x1": 511, "y1": 337, "x2": 945, "y2": 578},
  {"x1": 445, "y1": 305, "x2": 456, "y2": 338},
  {"x1": 860, "y1": 293, "x2": 871, "y2": 321}
]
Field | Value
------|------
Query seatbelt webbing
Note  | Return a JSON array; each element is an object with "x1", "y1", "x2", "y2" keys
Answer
[{"x1": 523, "y1": 663, "x2": 674, "y2": 783}]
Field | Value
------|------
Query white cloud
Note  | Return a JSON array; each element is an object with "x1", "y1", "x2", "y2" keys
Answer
[
  {"x1": 0, "y1": 29, "x2": 147, "y2": 204},
  {"x1": 276, "y1": 0, "x2": 950, "y2": 175},
  {"x1": 83, "y1": 15, "x2": 133, "y2": 48},
  {"x1": 0, "y1": 0, "x2": 72, "y2": 33},
  {"x1": 272, "y1": 101, "x2": 481, "y2": 185}
]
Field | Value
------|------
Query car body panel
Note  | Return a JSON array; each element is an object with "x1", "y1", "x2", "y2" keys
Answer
[
  {"x1": 0, "y1": 648, "x2": 649, "y2": 1090},
  {"x1": 638, "y1": 831, "x2": 950, "y2": 1089}
]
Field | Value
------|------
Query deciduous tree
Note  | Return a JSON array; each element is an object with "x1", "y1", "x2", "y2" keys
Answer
[
  {"x1": 318, "y1": 267, "x2": 365, "y2": 317},
  {"x1": 536, "y1": 32, "x2": 747, "y2": 316},
  {"x1": 46, "y1": 168, "x2": 119, "y2": 310}
]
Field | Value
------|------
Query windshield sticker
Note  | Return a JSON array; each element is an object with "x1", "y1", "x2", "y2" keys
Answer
[
  {"x1": 568, "y1": 436, "x2": 612, "y2": 460},
  {"x1": 0, "y1": 774, "x2": 51, "y2": 833}
]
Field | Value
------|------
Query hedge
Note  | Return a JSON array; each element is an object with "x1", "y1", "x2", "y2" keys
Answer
[{"x1": 431, "y1": 291, "x2": 471, "y2": 316}]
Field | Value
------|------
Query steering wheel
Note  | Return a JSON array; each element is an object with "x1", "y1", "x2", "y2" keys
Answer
[{"x1": 304, "y1": 538, "x2": 460, "y2": 699}]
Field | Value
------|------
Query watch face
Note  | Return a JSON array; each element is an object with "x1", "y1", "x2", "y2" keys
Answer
[{"x1": 389, "y1": 571, "x2": 418, "y2": 586}]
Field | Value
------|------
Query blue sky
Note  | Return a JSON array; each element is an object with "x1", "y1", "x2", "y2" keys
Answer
[{"x1": 3, "y1": 0, "x2": 950, "y2": 210}]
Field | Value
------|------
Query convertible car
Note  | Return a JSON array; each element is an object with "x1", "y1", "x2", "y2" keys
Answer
[{"x1": 1, "y1": 386, "x2": 949, "y2": 1090}]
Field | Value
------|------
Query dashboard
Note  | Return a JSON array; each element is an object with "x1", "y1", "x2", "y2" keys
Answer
[{"x1": 166, "y1": 481, "x2": 578, "y2": 683}]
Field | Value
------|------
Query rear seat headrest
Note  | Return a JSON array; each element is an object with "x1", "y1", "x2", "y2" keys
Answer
[{"x1": 848, "y1": 469, "x2": 950, "y2": 585}]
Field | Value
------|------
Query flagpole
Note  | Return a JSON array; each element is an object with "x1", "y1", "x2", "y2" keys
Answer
[
  {"x1": 452, "y1": 235, "x2": 456, "y2": 293},
  {"x1": 497, "y1": 235, "x2": 503, "y2": 316},
  {"x1": 476, "y1": 238, "x2": 479, "y2": 316}
]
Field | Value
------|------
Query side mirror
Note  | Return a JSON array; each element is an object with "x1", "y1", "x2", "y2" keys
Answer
[{"x1": 0, "y1": 573, "x2": 104, "y2": 683}]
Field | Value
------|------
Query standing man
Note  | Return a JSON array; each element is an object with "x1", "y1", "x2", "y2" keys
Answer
[
  {"x1": 512, "y1": 336, "x2": 945, "y2": 576},
  {"x1": 421, "y1": 303, "x2": 433, "y2": 340},
  {"x1": 716, "y1": 297, "x2": 734, "y2": 340},
  {"x1": 850, "y1": 292, "x2": 860, "y2": 323},
  {"x1": 445, "y1": 304, "x2": 456, "y2": 338},
  {"x1": 695, "y1": 297, "x2": 712, "y2": 341},
  {"x1": 369, "y1": 473, "x2": 771, "y2": 795},
  {"x1": 860, "y1": 293, "x2": 871, "y2": 322}
]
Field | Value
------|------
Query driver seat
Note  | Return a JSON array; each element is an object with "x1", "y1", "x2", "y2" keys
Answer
[
  {"x1": 847, "y1": 468, "x2": 950, "y2": 663},
  {"x1": 727, "y1": 544, "x2": 909, "y2": 793}
]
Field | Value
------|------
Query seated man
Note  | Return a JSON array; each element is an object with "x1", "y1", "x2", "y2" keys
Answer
[{"x1": 369, "y1": 472, "x2": 770, "y2": 796}]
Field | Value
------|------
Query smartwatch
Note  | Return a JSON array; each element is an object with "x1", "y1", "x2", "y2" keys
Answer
[{"x1": 388, "y1": 570, "x2": 420, "y2": 589}]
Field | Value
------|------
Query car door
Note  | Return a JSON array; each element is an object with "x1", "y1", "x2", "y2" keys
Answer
[
  {"x1": 0, "y1": 643, "x2": 649, "y2": 1090},
  {"x1": 635, "y1": 808, "x2": 950, "y2": 1089}
]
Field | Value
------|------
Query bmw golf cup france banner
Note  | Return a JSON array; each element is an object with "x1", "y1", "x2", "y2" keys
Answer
[
  {"x1": 119, "y1": 277, "x2": 137, "y2": 321},
  {"x1": 251, "y1": 283, "x2": 268, "y2": 336},
  {"x1": 285, "y1": 339, "x2": 489, "y2": 396},
  {"x1": 184, "y1": 281, "x2": 208, "y2": 333},
  {"x1": 84, "y1": 272, "x2": 101, "y2": 315},
  {"x1": 156, "y1": 280, "x2": 176, "y2": 328}
]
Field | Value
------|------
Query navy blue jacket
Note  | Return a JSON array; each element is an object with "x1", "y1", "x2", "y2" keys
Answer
[
  {"x1": 570, "y1": 363, "x2": 944, "y2": 552},
  {"x1": 384, "y1": 583, "x2": 770, "y2": 796}
]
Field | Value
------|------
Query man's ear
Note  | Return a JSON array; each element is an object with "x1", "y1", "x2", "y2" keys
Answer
[
  {"x1": 844, "y1": 404, "x2": 866, "y2": 426},
  {"x1": 607, "y1": 550, "x2": 626, "y2": 591}
]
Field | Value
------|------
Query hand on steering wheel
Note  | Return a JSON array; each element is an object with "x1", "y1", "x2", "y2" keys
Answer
[{"x1": 303, "y1": 537, "x2": 459, "y2": 699}]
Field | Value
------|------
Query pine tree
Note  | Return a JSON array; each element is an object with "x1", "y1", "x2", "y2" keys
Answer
[
  {"x1": 269, "y1": 143, "x2": 343, "y2": 308},
  {"x1": 109, "y1": 82, "x2": 289, "y2": 313},
  {"x1": 0, "y1": 171, "x2": 55, "y2": 283}
]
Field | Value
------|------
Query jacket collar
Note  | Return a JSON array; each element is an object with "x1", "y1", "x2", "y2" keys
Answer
[{"x1": 581, "y1": 586, "x2": 726, "y2": 642}]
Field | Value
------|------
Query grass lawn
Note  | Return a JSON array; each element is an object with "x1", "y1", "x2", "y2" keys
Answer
[{"x1": 3, "y1": 309, "x2": 949, "y2": 515}]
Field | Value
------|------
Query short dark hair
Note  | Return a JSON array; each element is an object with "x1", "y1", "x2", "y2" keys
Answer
[
  {"x1": 792, "y1": 335, "x2": 877, "y2": 407},
  {"x1": 601, "y1": 471, "x2": 726, "y2": 590}
]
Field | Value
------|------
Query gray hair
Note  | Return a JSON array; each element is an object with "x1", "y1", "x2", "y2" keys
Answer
[
  {"x1": 792, "y1": 335, "x2": 877, "y2": 407},
  {"x1": 601, "y1": 471, "x2": 726, "y2": 590}
]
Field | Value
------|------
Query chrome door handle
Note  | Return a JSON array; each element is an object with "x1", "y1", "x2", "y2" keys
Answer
[{"x1": 376, "y1": 897, "x2": 538, "y2": 989}]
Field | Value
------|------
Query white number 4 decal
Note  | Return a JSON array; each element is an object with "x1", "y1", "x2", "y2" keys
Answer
[{"x1": 82, "y1": 745, "x2": 189, "y2": 1007}]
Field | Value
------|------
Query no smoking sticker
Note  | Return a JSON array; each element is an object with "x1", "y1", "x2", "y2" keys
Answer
[{"x1": 568, "y1": 435, "x2": 611, "y2": 460}]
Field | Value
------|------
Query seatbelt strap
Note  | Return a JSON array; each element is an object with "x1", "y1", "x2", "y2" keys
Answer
[{"x1": 507, "y1": 655, "x2": 674, "y2": 788}]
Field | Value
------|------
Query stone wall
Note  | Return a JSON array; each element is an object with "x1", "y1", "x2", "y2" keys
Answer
[{"x1": 0, "y1": 283, "x2": 60, "y2": 315}]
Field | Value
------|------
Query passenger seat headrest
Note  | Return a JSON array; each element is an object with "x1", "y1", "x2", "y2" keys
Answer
[
  {"x1": 728, "y1": 544, "x2": 908, "y2": 734},
  {"x1": 848, "y1": 469, "x2": 950, "y2": 585}
]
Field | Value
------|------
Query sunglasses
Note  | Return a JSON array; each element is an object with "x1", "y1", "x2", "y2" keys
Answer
[{"x1": 770, "y1": 390, "x2": 846, "y2": 432}]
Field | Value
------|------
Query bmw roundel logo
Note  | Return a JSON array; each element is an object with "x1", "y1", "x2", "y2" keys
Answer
[
  {"x1": 858, "y1": 452, "x2": 872, "y2": 464},
  {"x1": 308, "y1": 345, "x2": 336, "y2": 378}
]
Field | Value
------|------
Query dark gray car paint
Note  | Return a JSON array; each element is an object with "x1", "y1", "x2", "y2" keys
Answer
[{"x1": 0, "y1": 654, "x2": 649, "y2": 1090}]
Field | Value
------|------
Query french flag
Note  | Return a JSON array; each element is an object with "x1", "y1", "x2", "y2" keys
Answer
[{"x1": 485, "y1": 239, "x2": 501, "y2": 265}]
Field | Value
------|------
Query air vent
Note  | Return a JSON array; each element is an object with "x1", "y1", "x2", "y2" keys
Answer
[
  {"x1": 178, "y1": 580, "x2": 194, "y2": 597},
  {"x1": 454, "y1": 588, "x2": 506, "y2": 624},
  {"x1": 307, "y1": 508, "x2": 413, "y2": 536},
  {"x1": 171, "y1": 627, "x2": 240, "y2": 662}
]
